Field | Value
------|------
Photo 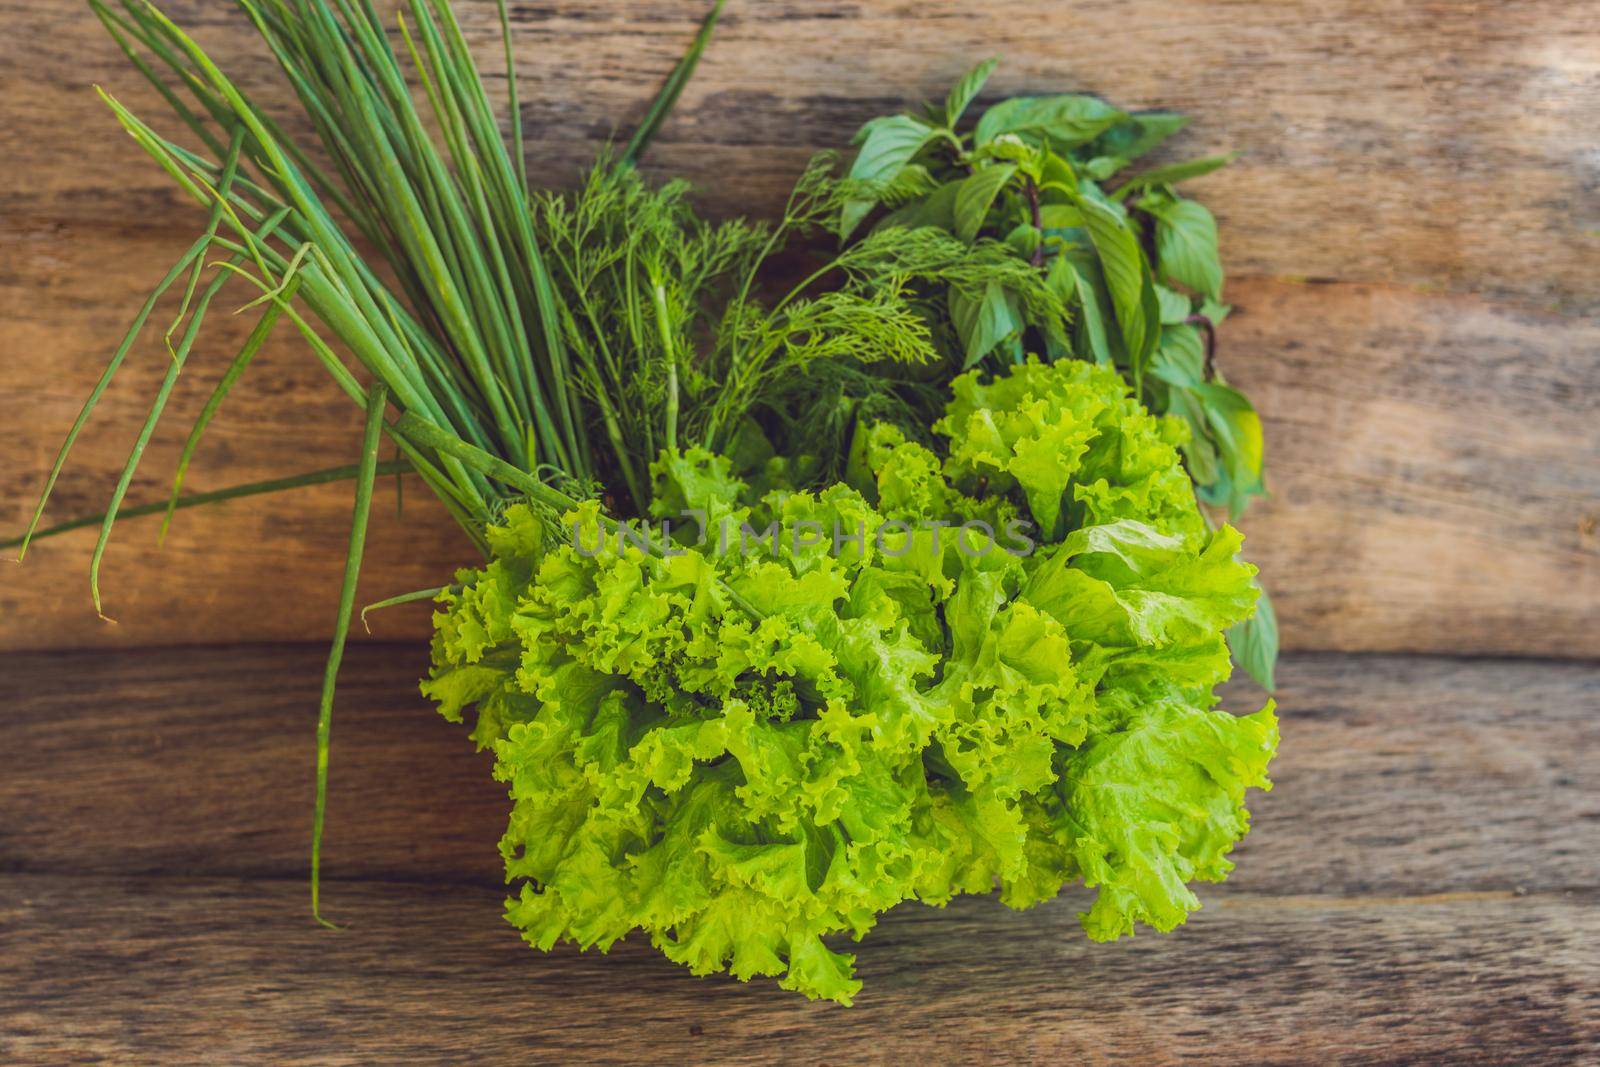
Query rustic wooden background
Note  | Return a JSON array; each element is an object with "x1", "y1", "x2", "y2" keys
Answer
[
  {"x1": 1, "y1": 0, "x2": 1597, "y2": 1062},
  {"x1": 3, "y1": 646, "x2": 1596, "y2": 1061}
]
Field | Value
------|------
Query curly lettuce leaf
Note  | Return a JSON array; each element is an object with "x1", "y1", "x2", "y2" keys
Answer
[{"x1": 425, "y1": 357, "x2": 1276, "y2": 1003}]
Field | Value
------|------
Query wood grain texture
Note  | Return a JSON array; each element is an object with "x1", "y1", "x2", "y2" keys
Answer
[
  {"x1": 2, "y1": 874, "x2": 1594, "y2": 1064},
  {"x1": 4, "y1": 228, "x2": 1596, "y2": 654},
  {"x1": 2, "y1": 646, "x2": 1596, "y2": 896},
  {"x1": 2, "y1": 0, "x2": 1596, "y2": 310},
  {"x1": 1226, "y1": 280, "x2": 1600, "y2": 659},
  {"x1": 1, "y1": 647, "x2": 1596, "y2": 1061}
]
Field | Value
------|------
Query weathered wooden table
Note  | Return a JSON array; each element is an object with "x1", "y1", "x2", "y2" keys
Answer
[{"x1": 2, "y1": 646, "x2": 1595, "y2": 1061}]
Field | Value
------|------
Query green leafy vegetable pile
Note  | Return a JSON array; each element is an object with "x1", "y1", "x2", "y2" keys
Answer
[
  {"x1": 425, "y1": 360, "x2": 1275, "y2": 1003},
  {"x1": 11, "y1": 0, "x2": 1281, "y2": 1005}
]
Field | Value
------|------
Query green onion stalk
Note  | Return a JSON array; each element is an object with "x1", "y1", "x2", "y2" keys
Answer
[{"x1": 6, "y1": 0, "x2": 728, "y2": 923}]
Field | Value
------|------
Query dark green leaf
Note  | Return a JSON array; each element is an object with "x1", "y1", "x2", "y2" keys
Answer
[
  {"x1": 879, "y1": 162, "x2": 940, "y2": 206},
  {"x1": 954, "y1": 163, "x2": 1016, "y2": 242},
  {"x1": 875, "y1": 178, "x2": 961, "y2": 232},
  {"x1": 1150, "y1": 324, "x2": 1205, "y2": 387},
  {"x1": 1163, "y1": 384, "x2": 1220, "y2": 486},
  {"x1": 1075, "y1": 189, "x2": 1158, "y2": 386},
  {"x1": 949, "y1": 281, "x2": 1020, "y2": 368},
  {"x1": 1090, "y1": 111, "x2": 1190, "y2": 168},
  {"x1": 1006, "y1": 222, "x2": 1043, "y2": 259},
  {"x1": 1053, "y1": 249, "x2": 1112, "y2": 365},
  {"x1": 1146, "y1": 197, "x2": 1224, "y2": 300},
  {"x1": 1191, "y1": 381, "x2": 1265, "y2": 503},
  {"x1": 621, "y1": 0, "x2": 727, "y2": 166}
]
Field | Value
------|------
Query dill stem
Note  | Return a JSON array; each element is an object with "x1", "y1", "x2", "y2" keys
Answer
[{"x1": 651, "y1": 281, "x2": 680, "y2": 454}]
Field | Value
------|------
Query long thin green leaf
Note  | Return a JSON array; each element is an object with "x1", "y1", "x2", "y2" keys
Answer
[
  {"x1": 111, "y1": 0, "x2": 361, "y2": 228},
  {"x1": 392, "y1": 410, "x2": 575, "y2": 513},
  {"x1": 167, "y1": 126, "x2": 248, "y2": 349},
  {"x1": 89, "y1": 267, "x2": 231, "y2": 617},
  {"x1": 3, "y1": 460, "x2": 410, "y2": 551},
  {"x1": 360, "y1": 584, "x2": 454, "y2": 632},
  {"x1": 403, "y1": 1, "x2": 541, "y2": 448},
  {"x1": 311, "y1": 380, "x2": 388, "y2": 930},
  {"x1": 621, "y1": 0, "x2": 727, "y2": 166},
  {"x1": 205, "y1": 257, "x2": 497, "y2": 532},
  {"x1": 160, "y1": 275, "x2": 301, "y2": 542},
  {"x1": 90, "y1": 0, "x2": 225, "y2": 158},
  {"x1": 85, "y1": 202, "x2": 290, "y2": 617},
  {"x1": 14, "y1": 232, "x2": 209, "y2": 561},
  {"x1": 404, "y1": 0, "x2": 550, "y2": 466},
  {"x1": 138, "y1": 8, "x2": 442, "y2": 425},
  {"x1": 495, "y1": 0, "x2": 526, "y2": 192},
  {"x1": 417, "y1": 0, "x2": 584, "y2": 469}
]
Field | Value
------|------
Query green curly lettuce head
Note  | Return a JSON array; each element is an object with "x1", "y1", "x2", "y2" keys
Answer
[{"x1": 424, "y1": 358, "x2": 1276, "y2": 1004}]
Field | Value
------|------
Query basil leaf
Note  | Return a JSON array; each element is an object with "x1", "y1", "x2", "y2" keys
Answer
[
  {"x1": 879, "y1": 162, "x2": 939, "y2": 205},
  {"x1": 842, "y1": 114, "x2": 943, "y2": 236},
  {"x1": 1155, "y1": 283, "x2": 1193, "y2": 325},
  {"x1": 1123, "y1": 152, "x2": 1238, "y2": 191},
  {"x1": 1192, "y1": 381, "x2": 1264, "y2": 495},
  {"x1": 1146, "y1": 197, "x2": 1224, "y2": 300},
  {"x1": 1038, "y1": 151, "x2": 1079, "y2": 199},
  {"x1": 1164, "y1": 384, "x2": 1220, "y2": 486},
  {"x1": 1076, "y1": 189, "x2": 1159, "y2": 386},
  {"x1": 1198, "y1": 295, "x2": 1232, "y2": 326},
  {"x1": 1091, "y1": 112, "x2": 1190, "y2": 167},
  {"x1": 1038, "y1": 203, "x2": 1084, "y2": 229},
  {"x1": 1005, "y1": 221, "x2": 1042, "y2": 259},
  {"x1": 950, "y1": 281, "x2": 1020, "y2": 368},
  {"x1": 1052, "y1": 247, "x2": 1112, "y2": 365},
  {"x1": 974, "y1": 94, "x2": 1124, "y2": 148},
  {"x1": 1228, "y1": 584, "x2": 1278, "y2": 691},
  {"x1": 945, "y1": 57, "x2": 999, "y2": 126},
  {"x1": 954, "y1": 163, "x2": 1016, "y2": 242},
  {"x1": 1151, "y1": 324, "x2": 1205, "y2": 387},
  {"x1": 877, "y1": 178, "x2": 962, "y2": 232}
]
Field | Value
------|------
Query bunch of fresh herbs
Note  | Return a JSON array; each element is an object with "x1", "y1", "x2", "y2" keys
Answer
[{"x1": 8, "y1": 0, "x2": 1279, "y2": 1000}]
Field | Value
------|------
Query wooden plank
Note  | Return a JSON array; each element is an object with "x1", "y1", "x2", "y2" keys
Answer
[
  {"x1": 1, "y1": 646, "x2": 1596, "y2": 899},
  {"x1": 2, "y1": 1, "x2": 1596, "y2": 310},
  {"x1": 1227, "y1": 280, "x2": 1600, "y2": 659},
  {"x1": 4, "y1": 223, "x2": 1597, "y2": 654},
  {"x1": 0, "y1": 873, "x2": 1594, "y2": 1063}
]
